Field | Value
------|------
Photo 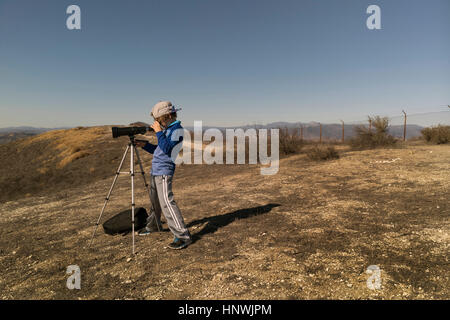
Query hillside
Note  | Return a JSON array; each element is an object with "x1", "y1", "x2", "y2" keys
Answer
[
  {"x1": 0, "y1": 126, "x2": 449, "y2": 299},
  {"x1": 0, "y1": 126, "x2": 156, "y2": 203}
]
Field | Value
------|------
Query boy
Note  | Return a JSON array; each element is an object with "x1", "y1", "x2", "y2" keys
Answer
[{"x1": 134, "y1": 101, "x2": 192, "y2": 250}]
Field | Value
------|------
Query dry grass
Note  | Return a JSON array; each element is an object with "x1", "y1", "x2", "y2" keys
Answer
[
  {"x1": 0, "y1": 141, "x2": 448, "y2": 299},
  {"x1": 306, "y1": 145, "x2": 340, "y2": 161},
  {"x1": 58, "y1": 150, "x2": 90, "y2": 168},
  {"x1": 19, "y1": 126, "x2": 104, "y2": 168}
]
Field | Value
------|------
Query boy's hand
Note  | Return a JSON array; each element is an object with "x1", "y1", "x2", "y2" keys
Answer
[
  {"x1": 133, "y1": 139, "x2": 147, "y2": 147},
  {"x1": 151, "y1": 121, "x2": 162, "y2": 133}
]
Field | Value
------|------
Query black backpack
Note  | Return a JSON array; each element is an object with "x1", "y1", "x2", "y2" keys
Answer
[{"x1": 103, "y1": 207, "x2": 148, "y2": 235}]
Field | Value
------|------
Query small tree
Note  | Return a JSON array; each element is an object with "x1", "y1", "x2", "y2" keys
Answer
[
  {"x1": 421, "y1": 125, "x2": 450, "y2": 144},
  {"x1": 350, "y1": 116, "x2": 397, "y2": 149},
  {"x1": 279, "y1": 127, "x2": 303, "y2": 155}
]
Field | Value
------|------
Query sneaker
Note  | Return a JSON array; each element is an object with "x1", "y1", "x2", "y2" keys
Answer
[
  {"x1": 168, "y1": 237, "x2": 192, "y2": 250},
  {"x1": 138, "y1": 227, "x2": 153, "y2": 236},
  {"x1": 138, "y1": 222, "x2": 163, "y2": 235}
]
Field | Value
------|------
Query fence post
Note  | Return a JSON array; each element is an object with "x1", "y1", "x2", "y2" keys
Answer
[
  {"x1": 300, "y1": 125, "x2": 303, "y2": 141},
  {"x1": 319, "y1": 123, "x2": 322, "y2": 144},
  {"x1": 402, "y1": 110, "x2": 407, "y2": 141},
  {"x1": 340, "y1": 120, "x2": 344, "y2": 143}
]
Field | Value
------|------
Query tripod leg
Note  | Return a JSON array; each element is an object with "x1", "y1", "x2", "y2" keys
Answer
[
  {"x1": 131, "y1": 144, "x2": 136, "y2": 255},
  {"x1": 134, "y1": 146, "x2": 161, "y2": 231},
  {"x1": 88, "y1": 144, "x2": 130, "y2": 248}
]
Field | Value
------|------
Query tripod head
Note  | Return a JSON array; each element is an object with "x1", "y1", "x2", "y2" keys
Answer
[{"x1": 130, "y1": 136, "x2": 149, "y2": 147}]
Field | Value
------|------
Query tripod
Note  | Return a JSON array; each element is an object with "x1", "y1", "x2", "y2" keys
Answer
[{"x1": 88, "y1": 136, "x2": 160, "y2": 254}]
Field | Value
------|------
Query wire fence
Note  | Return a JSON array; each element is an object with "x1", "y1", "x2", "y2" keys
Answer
[{"x1": 279, "y1": 109, "x2": 450, "y2": 142}]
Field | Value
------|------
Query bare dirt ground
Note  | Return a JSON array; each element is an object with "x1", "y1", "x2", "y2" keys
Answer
[{"x1": 0, "y1": 141, "x2": 449, "y2": 299}]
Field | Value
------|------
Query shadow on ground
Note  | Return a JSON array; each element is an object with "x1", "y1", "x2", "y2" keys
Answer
[{"x1": 188, "y1": 203, "x2": 281, "y2": 243}]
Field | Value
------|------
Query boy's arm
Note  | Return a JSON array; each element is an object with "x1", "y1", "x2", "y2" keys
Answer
[
  {"x1": 156, "y1": 130, "x2": 183, "y2": 155},
  {"x1": 142, "y1": 142, "x2": 157, "y2": 154}
]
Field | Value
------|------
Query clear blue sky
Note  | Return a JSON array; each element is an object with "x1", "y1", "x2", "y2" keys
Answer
[{"x1": 0, "y1": 0, "x2": 449, "y2": 127}]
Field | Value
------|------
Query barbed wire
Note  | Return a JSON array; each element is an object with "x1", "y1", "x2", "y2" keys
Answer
[
  {"x1": 275, "y1": 107, "x2": 450, "y2": 140},
  {"x1": 331, "y1": 109, "x2": 450, "y2": 126}
]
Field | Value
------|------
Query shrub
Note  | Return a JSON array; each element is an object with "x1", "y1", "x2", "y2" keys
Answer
[
  {"x1": 307, "y1": 145, "x2": 339, "y2": 161},
  {"x1": 349, "y1": 116, "x2": 397, "y2": 149},
  {"x1": 421, "y1": 125, "x2": 450, "y2": 144},
  {"x1": 279, "y1": 127, "x2": 303, "y2": 155}
]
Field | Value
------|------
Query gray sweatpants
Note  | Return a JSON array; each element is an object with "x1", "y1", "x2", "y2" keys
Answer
[{"x1": 145, "y1": 175, "x2": 191, "y2": 241}]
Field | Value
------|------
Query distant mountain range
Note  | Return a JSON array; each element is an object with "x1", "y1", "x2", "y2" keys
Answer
[
  {"x1": 0, "y1": 126, "x2": 70, "y2": 134},
  {"x1": 0, "y1": 122, "x2": 425, "y2": 145},
  {"x1": 185, "y1": 121, "x2": 425, "y2": 140},
  {"x1": 0, "y1": 126, "x2": 71, "y2": 144}
]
